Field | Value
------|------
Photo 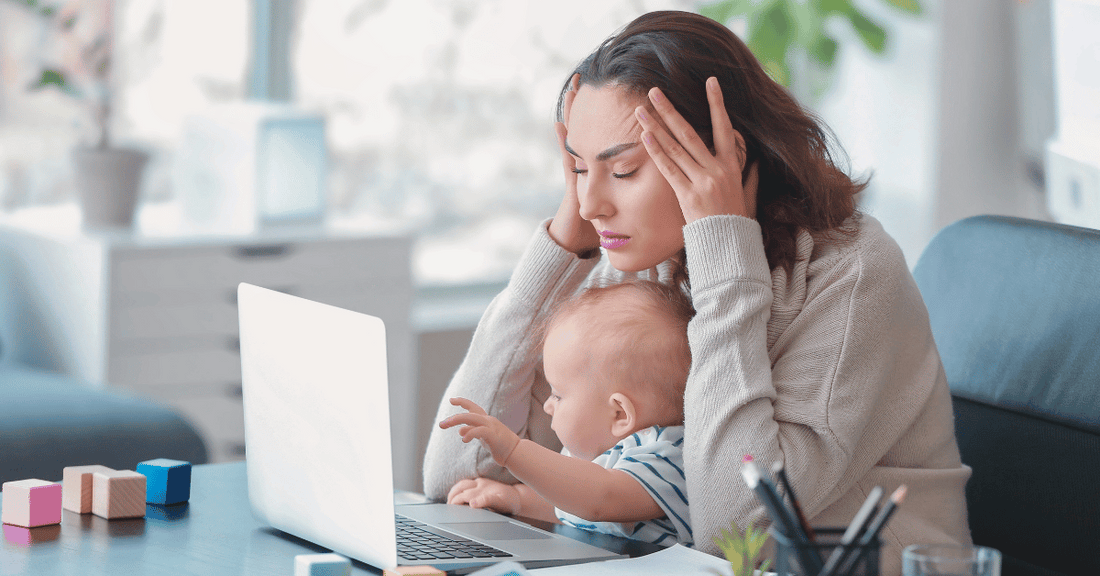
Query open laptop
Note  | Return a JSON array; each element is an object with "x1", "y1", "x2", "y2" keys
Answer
[{"x1": 237, "y1": 283, "x2": 624, "y2": 574}]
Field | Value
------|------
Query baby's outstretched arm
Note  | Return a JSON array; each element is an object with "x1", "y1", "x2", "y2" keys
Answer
[{"x1": 440, "y1": 397, "x2": 664, "y2": 523}]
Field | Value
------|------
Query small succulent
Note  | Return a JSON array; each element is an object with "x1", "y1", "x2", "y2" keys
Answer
[{"x1": 714, "y1": 521, "x2": 772, "y2": 576}]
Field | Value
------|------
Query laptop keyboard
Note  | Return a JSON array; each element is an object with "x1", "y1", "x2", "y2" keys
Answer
[{"x1": 395, "y1": 514, "x2": 513, "y2": 561}]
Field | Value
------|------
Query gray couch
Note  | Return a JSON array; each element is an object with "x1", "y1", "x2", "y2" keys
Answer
[{"x1": 0, "y1": 363, "x2": 208, "y2": 485}]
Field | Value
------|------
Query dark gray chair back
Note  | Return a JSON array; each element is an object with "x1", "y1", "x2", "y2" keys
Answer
[{"x1": 913, "y1": 215, "x2": 1100, "y2": 576}]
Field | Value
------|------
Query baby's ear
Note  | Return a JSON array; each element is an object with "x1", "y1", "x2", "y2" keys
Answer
[{"x1": 609, "y1": 392, "x2": 637, "y2": 437}]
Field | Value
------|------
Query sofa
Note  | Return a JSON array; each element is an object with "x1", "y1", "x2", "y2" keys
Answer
[{"x1": 0, "y1": 361, "x2": 208, "y2": 485}]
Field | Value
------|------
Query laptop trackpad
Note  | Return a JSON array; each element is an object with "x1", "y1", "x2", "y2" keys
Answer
[{"x1": 441, "y1": 522, "x2": 553, "y2": 541}]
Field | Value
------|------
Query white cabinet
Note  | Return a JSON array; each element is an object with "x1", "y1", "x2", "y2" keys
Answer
[{"x1": 0, "y1": 205, "x2": 419, "y2": 490}]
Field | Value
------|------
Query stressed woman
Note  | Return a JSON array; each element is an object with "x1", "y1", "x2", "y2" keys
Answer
[{"x1": 422, "y1": 10, "x2": 970, "y2": 575}]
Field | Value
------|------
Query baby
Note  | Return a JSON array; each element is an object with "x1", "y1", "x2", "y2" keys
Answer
[{"x1": 439, "y1": 280, "x2": 694, "y2": 547}]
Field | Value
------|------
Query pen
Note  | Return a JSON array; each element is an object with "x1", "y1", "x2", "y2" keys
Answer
[
  {"x1": 834, "y1": 485, "x2": 908, "y2": 575},
  {"x1": 817, "y1": 486, "x2": 883, "y2": 576},
  {"x1": 771, "y1": 460, "x2": 815, "y2": 542},
  {"x1": 741, "y1": 460, "x2": 824, "y2": 574}
]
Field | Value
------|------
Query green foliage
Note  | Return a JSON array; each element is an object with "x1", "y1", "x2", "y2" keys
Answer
[
  {"x1": 698, "y1": 0, "x2": 924, "y2": 93},
  {"x1": 28, "y1": 68, "x2": 79, "y2": 96},
  {"x1": 713, "y1": 521, "x2": 772, "y2": 576}
]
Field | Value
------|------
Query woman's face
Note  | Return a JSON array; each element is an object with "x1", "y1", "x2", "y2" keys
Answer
[{"x1": 566, "y1": 84, "x2": 686, "y2": 272}]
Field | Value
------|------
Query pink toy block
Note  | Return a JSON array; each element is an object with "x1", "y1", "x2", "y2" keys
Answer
[
  {"x1": 382, "y1": 566, "x2": 445, "y2": 576},
  {"x1": 62, "y1": 465, "x2": 114, "y2": 514},
  {"x1": 1, "y1": 479, "x2": 62, "y2": 528},
  {"x1": 92, "y1": 469, "x2": 146, "y2": 519}
]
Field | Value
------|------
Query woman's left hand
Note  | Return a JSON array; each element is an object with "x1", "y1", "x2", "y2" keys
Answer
[{"x1": 634, "y1": 77, "x2": 757, "y2": 223}]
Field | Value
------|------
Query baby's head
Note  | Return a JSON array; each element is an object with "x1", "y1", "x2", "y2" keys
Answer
[{"x1": 540, "y1": 280, "x2": 694, "y2": 460}]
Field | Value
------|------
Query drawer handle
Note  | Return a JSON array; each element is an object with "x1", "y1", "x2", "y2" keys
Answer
[
  {"x1": 226, "y1": 285, "x2": 297, "y2": 304},
  {"x1": 233, "y1": 244, "x2": 293, "y2": 259}
]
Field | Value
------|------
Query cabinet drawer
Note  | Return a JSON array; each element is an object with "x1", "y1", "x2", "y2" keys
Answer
[
  {"x1": 109, "y1": 236, "x2": 411, "y2": 305},
  {"x1": 108, "y1": 286, "x2": 400, "y2": 342},
  {"x1": 108, "y1": 345, "x2": 241, "y2": 388}
]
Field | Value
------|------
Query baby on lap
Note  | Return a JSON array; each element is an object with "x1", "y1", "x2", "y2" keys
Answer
[{"x1": 440, "y1": 279, "x2": 694, "y2": 546}]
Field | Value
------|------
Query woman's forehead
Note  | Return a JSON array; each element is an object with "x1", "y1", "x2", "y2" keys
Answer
[{"x1": 567, "y1": 84, "x2": 647, "y2": 155}]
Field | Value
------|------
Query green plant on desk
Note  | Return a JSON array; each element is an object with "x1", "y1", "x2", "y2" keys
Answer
[{"x1": 714, "y1": 521, "x2": 772, "y2": 576}]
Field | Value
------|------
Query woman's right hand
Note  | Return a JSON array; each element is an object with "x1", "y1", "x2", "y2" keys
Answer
[{"x1": 548, "y1": 74, "x2": 601, "y2": 256}]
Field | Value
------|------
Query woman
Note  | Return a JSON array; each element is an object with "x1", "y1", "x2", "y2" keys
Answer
[{"x1": 422, "y1": 10, "x2": 971, "y2": 574}]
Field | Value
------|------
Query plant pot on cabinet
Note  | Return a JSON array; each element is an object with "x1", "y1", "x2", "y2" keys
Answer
[{"x1": 72, "y1": 147, "x2": 149, "y2": 229}]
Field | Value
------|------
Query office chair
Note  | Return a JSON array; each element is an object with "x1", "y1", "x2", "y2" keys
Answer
[{"x1": 912, "y1": 215, "x2": 1100, "y2": 576}]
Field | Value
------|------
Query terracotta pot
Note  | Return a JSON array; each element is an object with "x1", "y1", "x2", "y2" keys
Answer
[{"x1": 72, "y1": 147, "x2": 150, "y2": 229}]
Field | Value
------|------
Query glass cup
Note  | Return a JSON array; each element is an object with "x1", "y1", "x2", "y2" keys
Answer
[{"x1": 902, "y1": 544, "x2": 1002, "y2": 576}]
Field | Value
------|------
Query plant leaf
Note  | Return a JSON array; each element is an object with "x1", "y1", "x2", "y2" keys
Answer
[
  {"x1": 27, "y1": 68, "x2": 76, "y2": 95},
  {"x1": 808, "y1": 34, "x2": 838, "y2": 67},
  {"x1": 880, "y1": 0, "x2": 923, "y2": 16},
  {"x1": 847, "y1": 10, "x2": 887, "y2": 54},
  {"x1": 747, "y1": 3, "x2": 793, "y2": 86},
  {"x1": 698, "y1": 0, "x2": 752, "y2": 24}
]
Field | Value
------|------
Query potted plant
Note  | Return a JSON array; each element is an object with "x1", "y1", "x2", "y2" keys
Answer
[
  {"x1": 10, "y1": 0, "x2": 148, "y2": 229},
  {"x1": 699, "y1": 0, "x2": 924, "y2": 100}
]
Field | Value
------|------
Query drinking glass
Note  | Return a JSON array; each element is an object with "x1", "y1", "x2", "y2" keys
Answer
[{"x1": 902, "y1": 544, "x2": 1001, "y2": 576}]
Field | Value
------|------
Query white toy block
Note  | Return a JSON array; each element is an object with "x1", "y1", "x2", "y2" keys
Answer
[
  {"x1": 1, "y1": 479, "x2": 62, "y2": 528},
  {"x1": 62, "y1": 465, "x2": 114, "y2": 514},
  {"x1": 91, "y1": 469, "x2": 146, "y2": 519},
  {"x1": 295, "y1": 553, "x2": 352, "y2": 576},
  {"x1": 382, "y1": 566, "x2": 446, "y2": 576}
]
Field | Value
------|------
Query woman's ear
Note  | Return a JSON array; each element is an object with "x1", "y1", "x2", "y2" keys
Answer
[{"x1": 608, "y1": 392, "x2": 637, "y2": 438}]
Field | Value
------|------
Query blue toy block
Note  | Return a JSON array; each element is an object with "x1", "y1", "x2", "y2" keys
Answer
[
  {"x1": 135, "y1": 459, "x2": 191, "y2": 505},
  {"x1": 295, "y1": 553, "x2": 351, "y2": 576}
]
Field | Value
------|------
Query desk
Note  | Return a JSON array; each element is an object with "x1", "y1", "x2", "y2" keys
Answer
[{"x1": 0, "y1": 462, "x2": 661, "y2": 575}]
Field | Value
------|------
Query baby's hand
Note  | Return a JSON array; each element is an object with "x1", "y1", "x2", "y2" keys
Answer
[
  {"x1": 447, "y1": 477, "x2": 522, "y2": 516},
  {"x1": 439, "y1": 397, "x2": 521, "y2": 466}
]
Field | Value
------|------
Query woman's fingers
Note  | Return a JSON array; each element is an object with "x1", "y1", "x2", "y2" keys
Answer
[
  {"x1": 563, "y1": 73, "x2": 579, "y2": 126},
  {"x1": 706, "y1": 77, "x2": 742, "y2": 168},
  {"x1": 639, "y1": 126, "x2": 694, "y2": 194},
  {"x1": 646, "y1": 87, "x2": 716, "y2": 171}
]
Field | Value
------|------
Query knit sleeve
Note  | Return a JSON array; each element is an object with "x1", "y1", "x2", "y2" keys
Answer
[
  {"x1": 421, "y1": 220, "x2": 600, "y2": 500},
  {"x1": 681, "y1": 214, "x2": 927, "y2": 558}
]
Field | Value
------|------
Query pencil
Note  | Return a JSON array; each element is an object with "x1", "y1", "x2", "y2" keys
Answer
[
  {"x1": 771, "y1": 460, "x2": 815, "y2": 542},
  {"x1": 834, "y1": 485, "x2": 908, "y2": 575},
  {"x1": 818, "y1": 486, "x2": 883, "y2": 576}
]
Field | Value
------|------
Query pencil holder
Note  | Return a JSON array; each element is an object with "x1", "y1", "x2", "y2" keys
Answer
[{"x1": 771, "y1": 527, "x2": 881, "y2": 576}]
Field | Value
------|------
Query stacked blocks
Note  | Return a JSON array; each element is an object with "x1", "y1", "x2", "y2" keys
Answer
[
  {"x1": 62, "y1": 465, "x2": 114, "y2": 514},
  {"x1": 295, "y1": 553, "x2": 352, "y2": 576},
  {"x1": 92, "y1": 469, "x2": 146, "y2": 519},
  {"x1": 383, "y1": 567, "x2": 446, "y2": 576},
  {"x1": 1, "y1": 479, "x2": 63, "y2": 528},
  {"x1": 136, "y1": 458, "x2": 192, "y2": 505}
]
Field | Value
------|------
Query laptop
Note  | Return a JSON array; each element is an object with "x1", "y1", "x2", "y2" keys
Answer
[{"x1": 237, "y1": 283, "x2": 625, "y2": 574}]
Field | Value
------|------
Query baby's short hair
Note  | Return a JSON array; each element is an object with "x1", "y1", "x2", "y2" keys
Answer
[{"x1": 541, "y1": 280, "x2": 695, "y2": 422}]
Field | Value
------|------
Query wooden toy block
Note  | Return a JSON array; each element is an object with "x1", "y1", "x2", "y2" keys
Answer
[
  {"x1": 136, "y1": 458, "x2": 192, "y2": 505},
  {"x1": 91, "y1": 469, "x2": 146, "y2": 519},
  {"x1": 383, "y1": 566, "x2": 446, "y2": 576},
  {"x1": 1, "y1": 479, "x2": 62, "y2": 528},
  {"x1": 294, "y1": 553, "x2": 352, "y2": 576},
  {"x1": 62, "y1": 465, "x2": 114, "y2": 513}
]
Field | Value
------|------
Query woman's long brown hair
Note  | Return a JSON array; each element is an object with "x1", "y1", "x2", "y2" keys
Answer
[{"x1": 556, "y1": 10, "x2": 865, "y2": 281}]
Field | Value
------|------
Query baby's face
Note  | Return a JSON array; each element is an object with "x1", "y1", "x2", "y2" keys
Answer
[{"x1": 541, "y1": 317, "x2": 626, "y2": 461}]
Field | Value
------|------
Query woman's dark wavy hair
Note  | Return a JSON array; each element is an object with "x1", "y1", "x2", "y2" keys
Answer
[{"x1": 556, "y1": 10, "x2": 866, "y2": 279}]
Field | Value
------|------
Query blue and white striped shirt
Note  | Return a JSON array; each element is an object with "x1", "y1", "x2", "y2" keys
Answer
[{"x1": 555, "y1": 425, "x2": 692, "y2": 547}]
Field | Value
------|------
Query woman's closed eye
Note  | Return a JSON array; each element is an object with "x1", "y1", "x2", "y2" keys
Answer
[{"x1": 570, "y1": 167, "x2": 639, "y2": 179}]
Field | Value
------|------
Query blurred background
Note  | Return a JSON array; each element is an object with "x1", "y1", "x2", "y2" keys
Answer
[{"x1": 0, "y1": 0, "x2": 1095, "y2": 491}]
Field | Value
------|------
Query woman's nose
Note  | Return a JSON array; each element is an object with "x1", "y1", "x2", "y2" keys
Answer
[{"x1": 577, "y1": 176, "x2": 612, "y2": 221}]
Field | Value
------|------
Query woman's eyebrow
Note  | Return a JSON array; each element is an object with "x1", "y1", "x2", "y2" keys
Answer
[{"x1": 563, "y1": 141, "x2": 640, "y2": 161}]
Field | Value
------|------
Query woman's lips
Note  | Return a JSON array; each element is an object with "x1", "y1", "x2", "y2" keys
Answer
[{"x1": 599, "y1": 231, "x2": 630, "y2": 250}]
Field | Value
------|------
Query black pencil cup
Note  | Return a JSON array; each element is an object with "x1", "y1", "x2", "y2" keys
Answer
[{"x1": 771, "y1": 527, "x2": 881, "y2": 576}]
